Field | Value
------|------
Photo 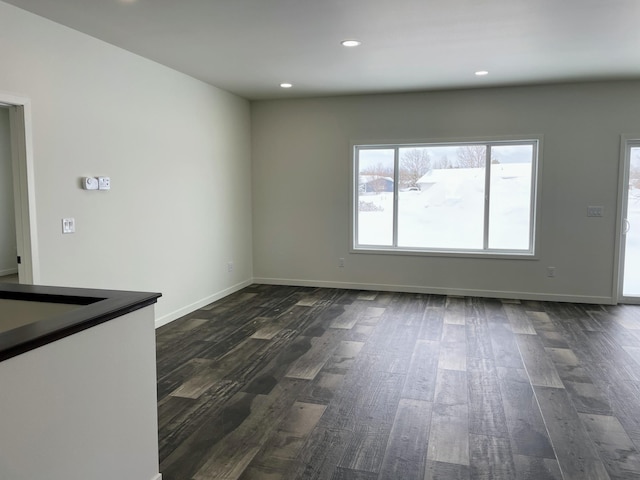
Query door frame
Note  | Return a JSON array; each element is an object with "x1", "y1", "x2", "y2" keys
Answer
[
  {"x1": 0, "y1": 91, "x2": 39, "y2": 284},
  {"x1": 615, "y1": 135, "x2": 639, "y2": 304}
]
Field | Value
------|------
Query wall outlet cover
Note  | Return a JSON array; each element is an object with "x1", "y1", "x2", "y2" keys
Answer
[{"x1": 587, "y1": 206, "x2": 604, "y2": 217}]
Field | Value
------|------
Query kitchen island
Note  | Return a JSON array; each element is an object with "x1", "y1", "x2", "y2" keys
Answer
[{"x1": 0, "y1": 283, "x2": 162, "y2": 480}]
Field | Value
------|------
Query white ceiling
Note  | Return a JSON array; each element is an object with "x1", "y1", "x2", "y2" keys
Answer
[{"x1": 4, "y1": 0, "x2": 640, "y2": 100}]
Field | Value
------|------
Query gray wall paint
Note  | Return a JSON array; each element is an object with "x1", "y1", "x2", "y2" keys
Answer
[
  {"x1": 251, "y1": 82, "x2": 638, "y2": 302},
  {"x1": 0, "y1": 2, "x2": 253, "y2": 323},
  {"x1": 0, "y1": 107, "x2": 17, "y2": 275}
]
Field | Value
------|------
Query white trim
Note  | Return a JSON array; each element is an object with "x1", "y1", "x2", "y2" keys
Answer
[
  {"x1": 150, "y1": 474, "x2": 162, "y2": 480},
  {"x1": 154, "y1": 279, "x2": 253, "y2": 328},
  {"x1": 0, "y1": 268, "x2": 18, "y2": 277},
  {"x1": 351, "y1": 246, "x2": 538, "y2": 260},
  {"x1": 253, "y1": 277, "x2": 614, "y2": 305},
  {"x1": 392, "y1": 147, "x2": 399, "y2": 247},
  {"x1": 621, "y1": 298, "x2": 640, "y2": 305},
  {"x1": 351, "y1": 134, "x2": 545, "y2": 148},
  {"x1": 483, "y1": 144, "x2": 492, "y2": 250},
  {"x1": 351, "y1": 136, "x2": 543, "y2": 257},
  {"x1": 21, "y1": 102, "x2": 39, "y2": 283},
  {"x1": 529, "y1": 138, "x2": 542, "y2": 256},
  {"x1": 613, "y1": 135, "x2": 627, "y2": 302},
  {"x1": 154, "y1": 275, "x2": 615, "y2": 330}
]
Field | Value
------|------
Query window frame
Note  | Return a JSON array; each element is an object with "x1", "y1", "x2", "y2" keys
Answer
[{"x1": 351, "y1": 136, "x2": 542, "y2": 259}]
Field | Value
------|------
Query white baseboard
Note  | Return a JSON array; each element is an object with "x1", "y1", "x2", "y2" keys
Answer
[
  {"x1": 150, "y1": 474, "x2": 162, "y2": 480},
  {"x1": 0, "y1": 267, "x2": 18, "y2": 277},
  {"x1": 252, "y1": 277, "x2": 615, "y2": 305},
  {"x1": 154, "y1": 276, "x2": 615, "y2": 330},
  {"x1": 154, "y1": 279, "x2": 253, "y2": 328}
]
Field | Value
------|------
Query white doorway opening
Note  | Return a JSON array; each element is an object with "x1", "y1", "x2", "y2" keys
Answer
[{"x1": 0, "y1": 92, "x2": 39, "y2": 285}]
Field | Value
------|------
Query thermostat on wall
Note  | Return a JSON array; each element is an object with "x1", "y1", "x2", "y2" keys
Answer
[{"x1": 83, "y1": 177, "x2": 98, "y2": 190}]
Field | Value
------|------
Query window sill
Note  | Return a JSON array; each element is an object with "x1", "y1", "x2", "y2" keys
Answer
[{"x1": 351, "y1": 246, "x2": 538, "y2": 260}]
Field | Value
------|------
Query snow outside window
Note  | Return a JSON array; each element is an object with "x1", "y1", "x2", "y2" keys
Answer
[{"x1": 354, "y1": 140, "x2": 538, "y2": 255}]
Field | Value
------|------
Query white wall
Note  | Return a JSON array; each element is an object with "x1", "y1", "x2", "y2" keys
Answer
[
  {"x1": 0, "y1": 2, "x2": 253, "y2": 324},
  {"x1": 0, "y1": 107, "x2": 17, "y2": 276},
  {"x1": 0, "y1": 306, "x2": 160, "y2": 480},
  {"x1": 251, "y1": 82, "x2": 639, "y2": 303}
]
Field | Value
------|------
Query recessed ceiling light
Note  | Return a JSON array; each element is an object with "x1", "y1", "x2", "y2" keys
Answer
[
  {"x1": 475, "y1": 70, "x2": 489, "y2": 76},
  {"x1": 341, "y1": 40, "x2": 361, "y2": 47},
  {"x1": 280, "y1": 83, "x2": 293, "y2": 88}
]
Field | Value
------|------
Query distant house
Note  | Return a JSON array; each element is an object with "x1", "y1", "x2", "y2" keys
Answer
[
  {"x1": 416, "y1": 163, "x2": 531, "y2": 206},
  {"x1": 358, "y1": 175, "x2": 394, "y2": 193},
  {"x1": 417, "y1": 163, "x2": 531, "y2": 191}
]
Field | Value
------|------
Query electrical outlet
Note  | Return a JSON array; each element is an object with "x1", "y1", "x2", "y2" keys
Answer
[
  {"x1": 547, "y1": 266, "x2": 556, "y2": 278},
  {"x1": 227, "y1": 261, "x2": 234, "y2": 273},
  {"x1": 338, "y1": 258, "x2": 345, "y2": 268},
  {"x1": 587, "y1": 206, "x2": 603, "y2": 217}
]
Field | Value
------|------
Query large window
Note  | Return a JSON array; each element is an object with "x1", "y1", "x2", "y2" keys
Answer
[{"x1": 354, "y1": 139, "x2": 539, "y2": 255}]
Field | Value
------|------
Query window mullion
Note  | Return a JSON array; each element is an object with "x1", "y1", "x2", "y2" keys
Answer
[
  {"x1": 483, "y1": 144, "x2": 492, "y2": 250},
  {"x1": 528, "y1": 141, "x2": 537, "y2": 252},
  {"x1": 393, "y1": 147, "x2": 399, "y2": 247},
  {"x1": 354, "y1": 147, "x2": 360, "y2": 247}
]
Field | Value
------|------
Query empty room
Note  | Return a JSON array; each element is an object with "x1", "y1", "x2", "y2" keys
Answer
[{"x1": 1, "y1": 1, "x2": 640, "y2": 479}]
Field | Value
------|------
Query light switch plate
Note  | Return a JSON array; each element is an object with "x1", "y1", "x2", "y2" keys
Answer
[
  {"x1": 62, "y1": 218, "x2": 75, "y2": 234},
  {"x1": 98, "y1": 176, "x2": 111, "y2": 190}
]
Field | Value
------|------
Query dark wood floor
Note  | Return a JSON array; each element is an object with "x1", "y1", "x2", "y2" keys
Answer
[{"x1": 156, "y1": 285, "x2": 640, "y2": 480}]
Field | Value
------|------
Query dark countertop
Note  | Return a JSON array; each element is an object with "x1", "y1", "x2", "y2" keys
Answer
[{"x1": 0, "y1": 283, "x2": 161, "y2": 362}]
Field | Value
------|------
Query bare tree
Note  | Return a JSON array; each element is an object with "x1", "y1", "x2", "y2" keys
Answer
[
  {"x1": 631, "y1": 151, "x2": 640, "y2": 189},
  {"x1": 360, "y1": 162, "x2": 393, "y2": 177},
  {"x1": 399, "y1": 148, "x2": 431, "y2": 188},
  {"x1": 435, "y1": 154, "x2": 452, "y2": 169},
  {"x1": 631, "y1": 165, "x2": 640, "y2": 190},
  {"x1": 456, "y1": 145, "x2": 486, "y2": 168}
]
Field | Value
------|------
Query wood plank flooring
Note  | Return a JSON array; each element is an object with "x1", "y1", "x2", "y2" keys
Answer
[{"x1": 156, "y1": 285, "x2": 640, "y2": 480}]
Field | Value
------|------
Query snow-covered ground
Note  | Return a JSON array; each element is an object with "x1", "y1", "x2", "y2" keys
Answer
[
  {"x1": 357, "y1": 164, "x2": 532, "y2": 250},
  {"x1": 623, "y1": 186, "x2": 640, "y2": 296}
]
